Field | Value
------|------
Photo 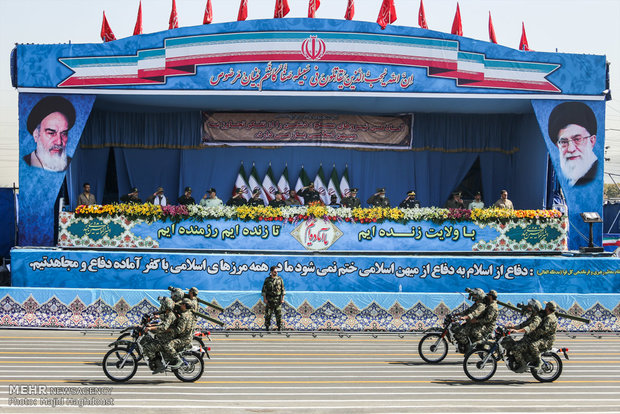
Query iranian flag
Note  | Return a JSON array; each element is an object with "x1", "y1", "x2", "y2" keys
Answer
[
  {"x1": 277, "y1": 165, "x2": 291, "y2": 199},
  {"x1": 339, "y1": 165, "x2": 351, "y2": 198},
  {"x1": 233, "y1": 163, "x2": 250, "y2": 200},
  {"x1": 248, "y1": 164, "x2": 269, "y2": 205},
  {"x1": 314, "y1": 165, "x2": 330, "y2": 204},
  {"x1": 327, "y1": 166, "x2": 341, "y2": 204},
  {"x1": 262, "y1": 164, "x2": 278, "y2": 202},
  {"x1": 295, "y1": 166, "x2": 312, "y2": 204}
]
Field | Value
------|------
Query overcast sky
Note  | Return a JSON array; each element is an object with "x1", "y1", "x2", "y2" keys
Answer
[{"x1": 1, "y1": 0, "x2": 619, "y2": 187}]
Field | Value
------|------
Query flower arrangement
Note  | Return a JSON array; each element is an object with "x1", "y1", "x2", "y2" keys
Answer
[{"x1": 75, "y1": 202, "x2": 564, "y2": 225}]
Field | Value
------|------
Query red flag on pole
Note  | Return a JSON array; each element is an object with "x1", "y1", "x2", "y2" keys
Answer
[
  {"x1": 344, "y1": 0, "x2": 354, "y2": 20},
  {"x1": 418, "y1": 0, "x2": 428, "y2": 29},
  {"x1": 519, "y1": 22, "x2": 530, "y2": 51},
  {"x1": 169, "y1": 0, "x2": 179, "y2": 29},
  {"x1": 451, "y1": 2, "x2": 463, "y2": 36},
  {"x1": 133, "y1": 1, "x2": 143, "y2": 35},
  {"x1": 237, "y1": 0, "x2": 248, "y2": 21},
  {"x1": 274, "y1": 0, "x2": 290, "y2": 18},
  {"x1": 308, "y1": 0, "x2": 321, "y2": 18},
  {"x1": 376, "y1": 0, "x2": 397, "y2": 30},
  {"x1": 488, "y1": 11, "x2": 497, "y2": 44},
  {"x1": 101, "y1": 11, "x2": 116, "y2": 42},
  {"x1": 203, "y1": 0, "x2": 213, "y2": 24}
]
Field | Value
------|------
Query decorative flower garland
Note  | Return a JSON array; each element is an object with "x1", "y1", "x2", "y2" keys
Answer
[{"x1": 75, "y1": 202, "x2": 563, "y2": 225}]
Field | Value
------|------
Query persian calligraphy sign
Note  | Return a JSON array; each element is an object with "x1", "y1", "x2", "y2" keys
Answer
[
  {"x1": 290, "y1": 218, "x2": 343, "y2": 250},
  {"x1": 201, "y1": 113, "x2": 412, "y2": 148}
]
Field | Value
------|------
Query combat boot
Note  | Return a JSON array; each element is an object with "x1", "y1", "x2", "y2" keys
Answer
[
  {"x1": 169, "y1": 357, "x2": 183, "y2": 370},
  {"x1": 151, "y1": 359, "x2": 165, "y2": 374}
]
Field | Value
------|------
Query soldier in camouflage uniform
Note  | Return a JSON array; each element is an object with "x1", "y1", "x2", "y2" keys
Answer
[
  {"x1": 262, "y1": 266, "x2": 286, "y2": 331},
  {"x1": 142, "y1": 296, "x2": 177, "y2": 373},
  {"x1": 161, "y1": 298, "x2": 195, "y2": 370},
  {"x1": 471, "y1": 290, "x2": 499, "y2": 347},
  {"x1": 504, "y1": 298, "x2": 543, "y2": 358},
  {"x1": 512, "y1": 301, "x2": 558, "y2": 372},
  {"x1": 186, "y1": 287, "x2": 200, "y2": 329},
  {"x1": 453, "y1": 288, "x2": 487, "y2": 353}
]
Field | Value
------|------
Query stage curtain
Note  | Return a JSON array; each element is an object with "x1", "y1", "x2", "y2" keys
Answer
[
  {"x1": 412, "y1": 113, "x2": 519, "y2": 153},
  {"x1": 114, "y1": 148, "x2": 183, "y2": 203},
  {"x1": 67, "y1": 147, "x2": 110, "y2": 209},
  {"x1": 80, "y1": 110, "x2": 201, "y2": 149},
  {"x1": 412, "y1": 152, "x2": 479, "y2": 207}
]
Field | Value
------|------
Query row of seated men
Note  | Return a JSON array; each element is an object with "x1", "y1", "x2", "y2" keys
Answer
[{"x1": 77, "y1": 182, "x2": 515, "y2": 210}]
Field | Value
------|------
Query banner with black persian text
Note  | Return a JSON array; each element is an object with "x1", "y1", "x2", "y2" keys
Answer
[{"x1": 202, "y1": 112, "x2": 412, "y2": 149}]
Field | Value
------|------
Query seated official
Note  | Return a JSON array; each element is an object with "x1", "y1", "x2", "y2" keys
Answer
[
  {"x1": 445, "y1": 192, "x2": 465, "y2": 209},
  {"x1": 468, "y1": 192, "x2": 484, "y2": 209},
  {"x1": 120, "y1": 187, "x2": 142, "y2": 204},
  {"x1": 367, "y1": 188, "x2": 390, "y2": 207},
  {"x1": 340, "y1": 188, "x2": 361, "y2": 208},
  {"x1": 298, "y1": 183, "x2": 321, "y2": 204},
  {"x1": 227, "y1": 188, "x2": 247, "y2": 206},
  {"x1": 146, "y1": 187, "x2": 167, "y2": 206},
  {"x1": 399, "y1": 190, "x2": 420, "y2": 209},
  {"x1": 177, "y1": 187, "x2": 196, "y2": 205},
  {"x1": 285, "y1": 189, "x2": 301, "y2": 206},
  {"x1": 200, "y1": 188, "x2": 223, "y2": 207},
  {"x1": 269, "y1": 191, "x2": 286, "y2": 208},
  {"x1": 248, "y1": 188, "x2": 265, "y2": 207},
  {"x1": 328, "y1": 194, "x2": 340, "y2": 207}
]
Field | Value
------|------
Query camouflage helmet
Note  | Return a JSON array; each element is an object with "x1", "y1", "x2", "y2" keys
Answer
[
  {"x1": 545, "y1": 301, "x2": 557, "y2": 312},
  {"x1": 180, "y1": 298, "x2": 193, "y2": 308},
  {"x1": 189, "y1": 287, "x2": 199, "y2": 295},
  {"x1": 170, "y1": 288, "x2": 184, "y2": 302},
  {"x1": 471, "y1": 288, "x2": 485, "y2": 300},
  {"x1": 159, "y1": 296, "x2": 175, "y2": 312},
  {"x1": 528, "y1": 299, "x2": 542, "y2": 312},
  {"x1": 487, "y1": 289, "x2": 498, "y2": 299}
]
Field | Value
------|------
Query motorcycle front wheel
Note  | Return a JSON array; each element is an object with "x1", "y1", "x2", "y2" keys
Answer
[
  {"x1": 102, "y1": 347, "x2": 138, "y2": 382},
  {"x1": 463, "y1": 349, "x2": 497, "y2": 382},
  {"x1": 173, "y1": 351, "x2": 205, "y2": 382},
  {"x1": 418, "y1": 333, "x2": 449, "y2": 363},
  {"x1": 531, "y1": 352, "x2": 563, "y2": 382}
]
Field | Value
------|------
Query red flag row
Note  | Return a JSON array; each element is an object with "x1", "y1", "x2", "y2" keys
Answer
[{"x1": 101, "y1": 0, "x2": 531, "y2": 50}]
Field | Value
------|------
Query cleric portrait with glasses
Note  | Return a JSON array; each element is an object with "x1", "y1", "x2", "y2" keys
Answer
[{"x1": 548, "y1": 102, "x2": 599, "y2": 187}]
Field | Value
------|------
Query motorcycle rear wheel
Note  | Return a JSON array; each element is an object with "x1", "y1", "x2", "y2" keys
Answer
[
  {"x1": 418, "y1": 333, "x2": 449, "y2": 363},
  {"x1": 102, "y1": 347, "x2": 138, "y2": 382},
  {"x1": 173, "y1": 351, "x2": 204, "y2": 382},
  {"x1": 531, "y1": 352, "x2": 563, "y2": 382},
  {"x1": 463, "y1": 349, "x2": 497, "y2": 382}
]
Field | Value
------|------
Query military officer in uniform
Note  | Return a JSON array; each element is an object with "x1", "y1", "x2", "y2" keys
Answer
[
  {"x1": 248, "y1": 188, "x2": 265, "y2": 207},
  {"x1": 399, "y1": 190, "x2": 421, "y2": 208},
  {"x1": 269, "y1": 191, "x2": 287, "y2": 208},
  {"x1": 367, "y1": 188, "x2": 390, "y2": 207},
  {"x1": 227, "y1": 188, "x2": 247, "y2": 206},
  {"x1": 341, "y1": 188, "x2": 361, "y2": 208},
  {"x1": 262, "y1": 266, "x2": 286, "y2": 331},
  {"x1": 298, "y1": 183, "x2": 321, "y2": 204}
]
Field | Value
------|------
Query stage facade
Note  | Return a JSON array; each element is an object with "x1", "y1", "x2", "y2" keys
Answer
[{"x1": 10, "y1": 18, "x2": 618, "y2": 330}]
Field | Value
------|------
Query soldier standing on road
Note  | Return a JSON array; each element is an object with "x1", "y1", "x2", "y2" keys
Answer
[{"x1": 262, "y1": 266, "x2": 286, "y2": 331}]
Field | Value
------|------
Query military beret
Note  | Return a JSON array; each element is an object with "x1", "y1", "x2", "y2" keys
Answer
[
  {"x1": 27, "y1": 96, "x2": 76, "y2": 135},
  {"x1": 548, "y1": 102, "x2": 597, "y2": 144},
  {"x1": 184, "y1": 186, "x2": 192, "y2": 192},
  {"x1": 377, "y1": 188, "x2": 385, "y2": 193},
  {"x1": 407, "y1": 190, "x2": 416, "y2": 196},
  {"x1": 209, "y1": 188, "x2": 216, "y2": 193}
]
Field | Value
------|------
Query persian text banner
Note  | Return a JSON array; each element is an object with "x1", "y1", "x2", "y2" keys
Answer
[
  {"x1": 11, "y1": 248, "x2": 620, "y2": 294},
  {"x1": 202, "y1": 113, "x2": 412, "y2": 148},
  {"x1": 57, "y1": 213, "x2": 567, "y2": 253}
]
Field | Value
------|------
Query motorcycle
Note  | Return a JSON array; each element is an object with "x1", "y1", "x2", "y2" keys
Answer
[
  {"x1": 418, "y1": 313, "x2": 477, "y2": 363},
  {"x1": 462, "y1": 326, "x2": 569, "y2": 382},
  {"x1": 103, "y1": 314, "x2": 205, "y2": 383},
  {"x1": 113, "y1": 314, "x2": 210, "y2": 360}
]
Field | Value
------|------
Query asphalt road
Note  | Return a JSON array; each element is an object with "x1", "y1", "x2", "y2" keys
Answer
[{"x1": 0, "y1": 329, "x2": 619, "y2": 413}]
